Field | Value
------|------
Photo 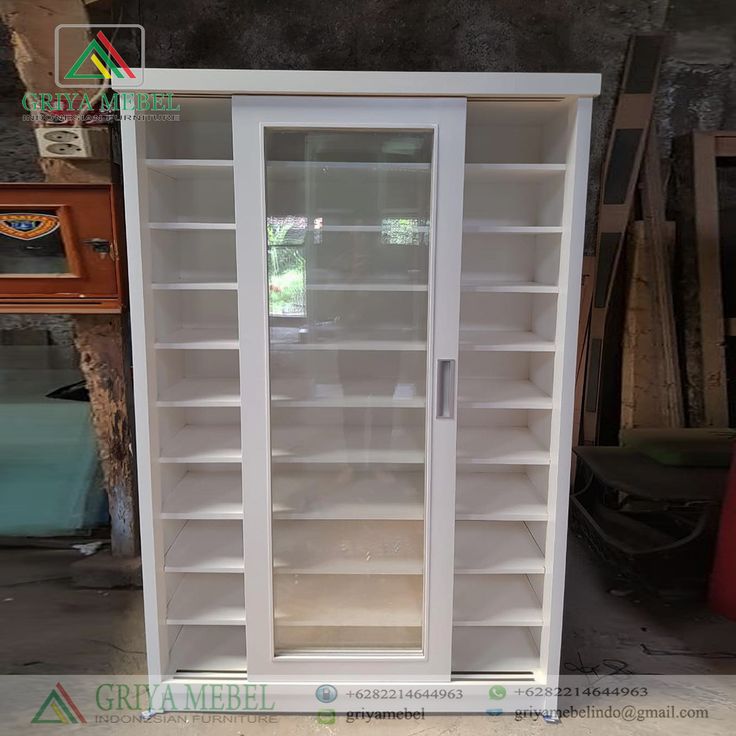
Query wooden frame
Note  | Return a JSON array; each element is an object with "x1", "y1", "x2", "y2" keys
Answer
[
  {"x1": 119, "y1": 69, "x2": 599, "y2": 712},
  {"x1": 693, "y1": 131, "x2": 736, "y2": 427},
  {"x1": 575, "y1": 34, "x2": 665, "y2": 446},
  {"x1": 638, "y1": 125, "x2": 685, "y2": 426}
]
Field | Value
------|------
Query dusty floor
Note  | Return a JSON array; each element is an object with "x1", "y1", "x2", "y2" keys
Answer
[
  {"x1": 560, "y1": 537, "x2": 736, "y2": 677},
  {"x1": 1, "y1": 538, "x2": 735, "y2": 734}
]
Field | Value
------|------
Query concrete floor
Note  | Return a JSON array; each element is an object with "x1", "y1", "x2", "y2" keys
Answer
[
  {"x1": 561, "y1": 537, "x2": 736, "y2": 677},
  {"x1": 0, "y1": 547, "x2": 146, "y2": 676},
  {"x1": 2, "y1": 539, "x2": 736, "y2": 735}
]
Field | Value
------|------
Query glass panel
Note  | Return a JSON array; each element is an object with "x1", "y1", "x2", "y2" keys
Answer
[
  {"x1": 0, "y1": 209, "x2": 69, "y2": 275},
  {"x1": 264, "y1": 128, "x2": 433, "y2": 655}
]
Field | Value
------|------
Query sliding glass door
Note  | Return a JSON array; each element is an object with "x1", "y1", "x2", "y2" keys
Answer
[{"x1": 234, "y1": 97, "x2": 466, "y2": 679}]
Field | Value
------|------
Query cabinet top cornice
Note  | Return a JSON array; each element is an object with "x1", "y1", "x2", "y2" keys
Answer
[{"x1": 114, "y1": 69, "x2": 601, "y2": 98}]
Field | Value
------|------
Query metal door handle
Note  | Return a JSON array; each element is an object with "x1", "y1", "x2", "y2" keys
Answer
[
  {"x1": 84, "y1": 238, "x2": 111, "y2": 256},
  {"x1": 436, "y1": 359, "x2": 456, "y2": 419}
]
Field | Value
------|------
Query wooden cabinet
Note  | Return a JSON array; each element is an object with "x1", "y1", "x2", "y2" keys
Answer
[
  {"x1": 0, "y1": 183, "x2": 125, "y2": 313},
  {"x1": 121, "y1": 70, "x2": 598, "y2": 712}
]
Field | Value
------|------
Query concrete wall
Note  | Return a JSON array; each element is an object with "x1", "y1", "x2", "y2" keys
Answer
[{"x1": 0, "y1": 23, "x2": 41, "y2": 182}]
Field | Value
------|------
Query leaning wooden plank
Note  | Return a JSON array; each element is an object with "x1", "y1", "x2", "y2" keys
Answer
[
  {"x1": 693, "y1": 132, "x2": 729, "y2": 427},
  {"x1": 641, "y1": 125, "x2": 685, "y2": 427},
  {"x1": 621, "y1": 222, "x2": 661, "y2": 428},
  {"x1": 575, "y1": 34, "x2": 666, "y2": 448},
  {"x1": 715, "y1": 135, "x2": 736, "y2": 157}
]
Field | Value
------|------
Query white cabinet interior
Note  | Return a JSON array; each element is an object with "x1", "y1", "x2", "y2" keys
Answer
[{"x1": 453, "y1": 101, "x2": 573, "y2": 676}]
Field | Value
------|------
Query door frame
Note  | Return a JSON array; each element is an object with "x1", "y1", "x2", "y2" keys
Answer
[{"x1": 233, "y1": 96, "x2": 466, "y2": 680}]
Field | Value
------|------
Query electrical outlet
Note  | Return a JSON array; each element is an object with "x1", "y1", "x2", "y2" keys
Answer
[{"x1": 34, "y1": 126, "x2": 110, "y2": 159}]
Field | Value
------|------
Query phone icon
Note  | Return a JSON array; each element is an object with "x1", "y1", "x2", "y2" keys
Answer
[{"x1": 488, "y1": 685, "x2": 507, "y2": 700}]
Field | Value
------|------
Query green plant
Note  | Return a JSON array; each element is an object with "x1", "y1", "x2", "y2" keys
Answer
[{"x1": 267, "y1": 218, "x2": 306, "y2": 316}]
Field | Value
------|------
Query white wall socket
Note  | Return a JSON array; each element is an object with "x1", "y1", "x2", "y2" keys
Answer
[{"x1": 34, "y1": 127, "x2": 110, "y2": 159}]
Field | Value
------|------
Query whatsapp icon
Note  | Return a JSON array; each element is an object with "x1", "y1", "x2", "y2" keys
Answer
[{"x1": 488, "y1": 685, "x2": 507, "y2": 700}]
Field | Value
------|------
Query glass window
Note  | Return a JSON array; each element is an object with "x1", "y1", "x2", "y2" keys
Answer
[{"x1": 0, "y1": 209, "x2": 69, "y2": 275}]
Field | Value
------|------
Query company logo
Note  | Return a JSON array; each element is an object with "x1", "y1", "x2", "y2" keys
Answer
[
  {"x1": 485, "y1": 708, "x2": 504, "y2": 716},
  {"x1": 488, "y1": 685, "x2": 507, "y2": 700},
  {"x1": 0, "y1": 213, "x2": 60, "y2": 241},
  {"x1": 31, "y1": 682, "x2": 87, "y2": 724},
  {"x1": 55, "y1": 25, "x2": 144, "y2": 88},
  {"x1": 316, "y1": 709, "x2": 336, "y2": 725},
  {"x1": 315, "y1": 684, "x2": 338, "y2": 704}
]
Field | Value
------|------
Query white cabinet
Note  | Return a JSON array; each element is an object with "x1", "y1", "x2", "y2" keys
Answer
[{"x1": 121, "y1": 70, "x2": 597, "y2": 711}]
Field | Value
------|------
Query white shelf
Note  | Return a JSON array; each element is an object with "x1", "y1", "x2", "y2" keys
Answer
[
  {"x1": 464, "y1": 163, "x2": 566, "y2": 178},
  {"x1": 458, "y1": 379, "x2": 552, "y2": 409},
  {"x1": 273, "y1": 396, "x2": 424, "y2": 409},
  {"x1": 272, "y1": 520, "x2": 423, "y2": 575},
  {"x1": 455, "y1": 521, "x2": 545, "y2": 573},
  {"x1": 455, "y1": 472, "x2": 547, "y2": 521},
  {"x1": 155, "y1": 328, "x2": 239, "y2": 350},
  {"x1": 158, "y1": 378, "x2": 240, "y2": 407},
  {"x1": 275, "y1": 626, "x2": 419, "y2": 650},
  {"x1": 461, "y1": 282, "x2": 558, "y2": 294},
  {"x1": 272, "y1": 340, "x2": 426, "y2": 352},
  {"x1": 453, "y1": 575, "x2": 542, "y2": 626},
  {"x1": 452, "y1": 627, "x2": 539, "y2": 673},
  {"x1": 268, "y1": 160, "x2": 430, "y2": 172},
  {"x1": 165, "y1": 521, "x2": 243, "y2": 573},
  {"x1": 274, "y1": 575, "x2": 422, "y2": 628},
  {"x1": 162, "y1": 470, "x2": 242, "y2": 519},
  {"x1": 271, "y1": 426, "x2": 424, "y2": 465},
  {"x1": 272, "y1": 470, "x2": 424, "y2": 520},
  {"x1": 167, "y1": 574, "x2": 245, "y2": 625},
  {"x1": 457, "y1": 428, "x2": 549, "y2": 465},
  {"x1": 160, "y1": 425, "x2": 241, "y2": 463},
  {"x1": 302, "y1": 224, "x2": 429, "y2": 234},
  {"x1": 169, "y1": 626, "x2": 246, "y2": 673},
  {"x1": 273, "y1": 470, "x2": 423, "y2": 520},
  {"x1": 152, "y1": 282, "x2": 237, "y2": 291},
  {"x1": 146, "y1": 159, "x2": 234, "y2": 177},
  {"x1": 149, "y1": 222, "x2": 236, "y2": 230},
  {"x1": 271, "y1": 379, "x2": 424, "y2": 408},
  {"x1": 460, "y1": 330, "x2": 555, "y2": 352},
  {"x1": 462, "y1": 223, "x2": 563, "y2": 235},
  {"x1": 307, "y1": 283, "x2": 428, "y2": 292}
]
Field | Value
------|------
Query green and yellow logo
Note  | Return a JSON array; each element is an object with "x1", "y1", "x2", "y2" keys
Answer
[
  {"x1": 65, "y1": 30, "x2": 136, "y2": 81},
  {"x1": 31, "y1": 682, "x2": 87, "y2": 724},
  {"x1": 55, "y1": 24, "x2": 144, "y2": 88}
]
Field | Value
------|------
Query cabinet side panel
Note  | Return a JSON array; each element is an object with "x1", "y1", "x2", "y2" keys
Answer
[
  {"x1": 540, "y1": 98, "x2": 593, "y2": 692},
  {"x1": 121, "y1": 116, "x2": 168, "y2": 679}
]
